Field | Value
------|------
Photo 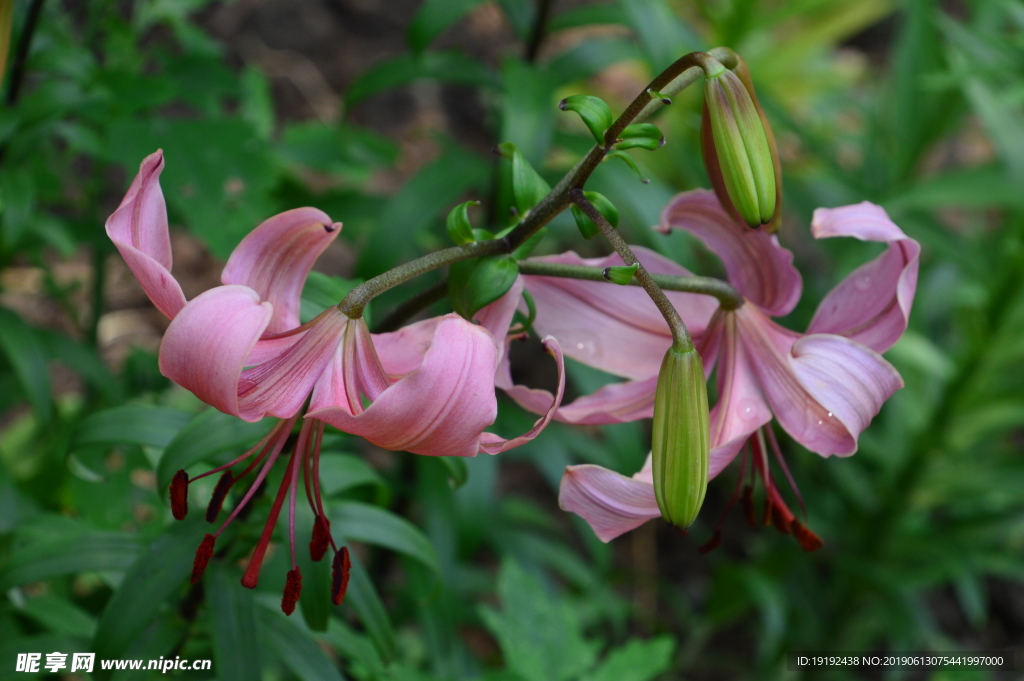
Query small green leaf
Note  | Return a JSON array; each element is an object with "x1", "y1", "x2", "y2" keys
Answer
[
  {"x1": 559, "y1": 94, "x2": 614, "y2": 144},
  {"x1": 257, "y1": 604, "x2": 345, "y2": 681},
  {"x1": 72, "y1": 405, "x2": 193, "y2": 453},
  {"x1": 570, "y1": 191, "x2": 618, "y2": 239},
  {"x1": 448, "y1": 255, "x2": 520, "y2": 319},
  {"x1": 603, "y1": 263, "x2": 638, "y2": 285},
  {"x1": 604, "y1": 150, "x2": 650, "y2": 183},
  {"x1": 446, "y1": 200, "x2": 480, "y2": 245},
  {"x1": 207, "y1": 563, "x2": 261, "y2": 681},
  {"x1": 615, "y1": 123, "x2": 665, "y2": 151},
  {"x1": 16, "y1": 595, "x2": 97, "y2": 639},
  {"x1": 157, "y1": 409, "x2": 275, "y2": 493},
  {"x1": 647, "y1": 88, "x2": 672, "y2": 105},
  {"x1": 331, "y1": 501, "x2": 440, "y2": 575},
  {"x1": 571, "y1": 204, "x2": 599, "y2": 239},
  {"x1": 497, "y1": 142, "x2": 551, "y2": 216}
]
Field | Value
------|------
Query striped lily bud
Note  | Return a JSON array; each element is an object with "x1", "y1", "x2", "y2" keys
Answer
[
  {"x1": 651, "y1": 346, "x2": 710, "y2": 529},
  {"x1": 701, "y1": 59, "x2": 778, "y2": 229}
]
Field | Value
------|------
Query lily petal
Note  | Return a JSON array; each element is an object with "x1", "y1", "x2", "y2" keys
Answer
[
  {"x1": 558, "y1": 464, "x2": 660, "y2": 542},
  {"x1": 736, "y1": 304, "x2": 901, "y2": 456},
  {"x1": 222, "y1": 208, "x2": 341, "y2": 334},
  {"x1": 705, "y1": 310, "x2": 772, "y2": 478},
  {"x1": 500, "y1": 373, "x2": 657, "y2": 426},
  {"x1": 105, "y1": 150, "x2": 186, "y2": 319},
  {"x1": 479, "y1": 337, "x2": 565, "y2": 453},
  {"x1": 808, "y1": 202, "x2": 920, "y2": 353},
  {"x1": 310, "y1": 315, "x2": 500, "y2": 458},
  {"x1": 658, "y1": 190, "x2": 801, "y2": 316},
  {"x1": 523, "y1": 247, "x2": 717, "y2": 380},
  {"x1": 160, "y1": 286, "x2": 346, "y2": 421}
]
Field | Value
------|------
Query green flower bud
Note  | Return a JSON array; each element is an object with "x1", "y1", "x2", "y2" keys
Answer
[
  {"x1": 651, "y1": 346, "x2": 710, "y2": 530},
  {"x1": 701, "y1": 61, "x2": 778, "y2": 229}
]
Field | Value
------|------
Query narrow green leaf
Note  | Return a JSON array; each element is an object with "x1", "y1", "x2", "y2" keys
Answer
[
  {"x1": 603, "y1": 150, "x2": 650, "y2": 184},
  {"x1": 16, "y1": 595, "x2": 97, "y2": 639},
  {"x1": 439, "y1": 457, "x2": 469, "y2": 488},
  {"x1": 72, "y1": 405, "x2": 192, "y2": 453},
  {"x1": 331, "y1": 501, "x2": 440, "y2": 575},
  {"x1": 0, "y1": 308, "x2": 52, "y2": 423},
  {"x1": 408, "y1": 0, "x2": 486, "y2": 51},
  {"x1": 547, "y1": 37, "x2": 640, "y2": 85},
  {"x1": 257, "y1": 604, "x2": 345, "y2": 681},
  {"x1": 207, "y1": 562, "x2": 262, "y2": 681},
  {"x1": 571, "y1": 191, "x2": 619, "y2": 240},
  {"x1": 40, "y1": 330, "x2": 123, "y2": 403},
  {"x1": 157, "y1": 408, "x2": 275, "y2": 493},
  {"x1": 93, "y1": 519, "x2": 207, "y2": 662},
  {"x1": 321, "y1": 618, "x2": 386, "y2": 679},
  {"x1": 448, "y1": 255, "x2": 520, "y2": 319},
  {"x1": 446, "y1": 200, "x2": 479, "y2": 245},
  {"x1": 559, "y1": 94, "x2": 613, "y2": 144},
  {"x1": 0, "y1": 531, "x2": 142, "y2": 591},
  {"x1": 497, "y1": 142, "x2": 551, "y2": 216},
  {"x1": 340, "y1": 549, "x2": 397, "y2": 662},
  {"x1": 604, "y1": 263, "x2": 639, "y2": 285}
]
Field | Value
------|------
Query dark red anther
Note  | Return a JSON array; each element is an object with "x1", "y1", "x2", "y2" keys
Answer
[
  {"x1": 697, "y1": 530, "x2": 722, "y2": 555},
  {"x1": 281, "y1": 567, "x2": 303, "y2": 615},
  {"x1": 740, "y1": 485, "x2": 756, "y2": 527},
  {"x1": 331, "y1": 547, "x2": 351, "y2": 606},
  {"x1": 205, "y1": 471, "x2": 235, "y2": 523},
  {"x1": 170, "y1": 470, "x2": 189, "y2": 520},
  {"x1": 191, "y1": 533, "x2": 216, "y2": 584},
  {"x1": 309, "y1": 515, "x2": 331, "y2": 562},
  {"x1": 791, "y1": 519, "x2": 824, "y2": 552}
]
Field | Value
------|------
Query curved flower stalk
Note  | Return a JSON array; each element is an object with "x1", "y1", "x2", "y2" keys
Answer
[
  {"x1": 108, "y1": 151, "x2": 564, "y2": 614},
  {"x1": 543, "y1": 190, "x2": 918, "y2": 546}
]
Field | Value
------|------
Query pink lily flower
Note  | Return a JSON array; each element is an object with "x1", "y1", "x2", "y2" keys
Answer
[
  {"x1": 545, "y1": 190, "x2": 918, "y2": 545},
  {"x1": 108, "y1": 151, "x2": 563, "y2": 613}
]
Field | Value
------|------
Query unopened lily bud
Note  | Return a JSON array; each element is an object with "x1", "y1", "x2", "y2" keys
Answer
[
  {"x1": 651, "y1": 346, "x2": 710, "y2": 529},
  {"x1": 701, "y1": 59, "x2": 777, "y2": 229}
]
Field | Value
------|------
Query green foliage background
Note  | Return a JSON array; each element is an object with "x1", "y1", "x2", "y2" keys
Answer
[{"x1": 1, "y1": 0, "x2": 1023, "y2": 679}]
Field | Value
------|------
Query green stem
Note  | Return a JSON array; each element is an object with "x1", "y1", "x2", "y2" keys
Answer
[
  {"x1": 337, "y1": 47, "x2": 740, "y2": 318},
  {"x1": 571, "y1": 189, "x2": 693, "y2": 352},
  {"x1": 339, "y1": 239, "x2": 507, "y2": 319},
  {"x1": 517, "y1": 260, "x2": 743, "y2": 310}
]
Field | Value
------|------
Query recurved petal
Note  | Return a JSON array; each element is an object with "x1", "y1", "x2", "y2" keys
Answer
[
  {"x1": 558, "y1": 464, "x2": 660, "y2": 542},
  {"x1": 222, "y1": 208, "x2": 341, "y2": 334},
  {"x1": 808, "y1": 202, "x2": 920, "y2": 353},
  {"x1": 523, "y1": 247, "x2": 717, "y2": 380},
  {"x1": 501, "y1": 374, "x2": 657, "y2": 426},
  {"x1": 105, "y1": 150, "x2": 186, "y2": 319},
  {"x1": 705, "y1": 311, "x2": 772, "y2": 478},
  {"x1": 658, "y1": 190, "x2": 801, "y2": 316},
  {"x1": 310, "y1": 314, "x2": 499, "y2": 457},
  {"x1": 159, "y1": 285, "x2": 273, "y2": 418},
  {"x1": 479, "y1": 337, "x2": 565, "y2": 453},
  {"x1": 736, "y1": 304, "x2": 900, "y2": 456}
]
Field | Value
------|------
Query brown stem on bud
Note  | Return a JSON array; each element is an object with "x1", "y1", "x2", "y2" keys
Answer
[
  {"x1": 205, "y1": 471, "x2": 235, "y2": 523},
  {"x1": 170, "y1": 470, "x2": 189, "y2": 520},
  {"x1": 281, "y1": 567, "x2": 303, "y2": 615},
  {"x1": 191, "y1": 533, "x2": 216, "y2": 584},
  {"x1": 331, "y1": 547, "x2": 351, "y2": 606}
]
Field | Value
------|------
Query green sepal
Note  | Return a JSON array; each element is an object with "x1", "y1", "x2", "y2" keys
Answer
[
  {"x1": 497, "y1": 142, "x2": 551, "y2": 217},
  {"x1": 603, "y1": 263, "x2": 638, "y2": 285},
  {"x1": 615, "y1": 123, "x2": 665, "y2": 151},
  {"x1": 446, "y1": 200, "x2": 479, "y2": 245},
  {"x1": 558, "y1": 94, "x2": 614, "y2": 144},
  {"x1": 448, "y1": 255, "x2": 520, "y2": 319},
  {"x1": 647, "y1": 88, "x2": 672, "y2": 105},
  {"x1": 604, "y1": 150, "x2": 650, "y2": 184},
  {"x1": 570, "y1": 191, "x2": 618, "y2": 240}
]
